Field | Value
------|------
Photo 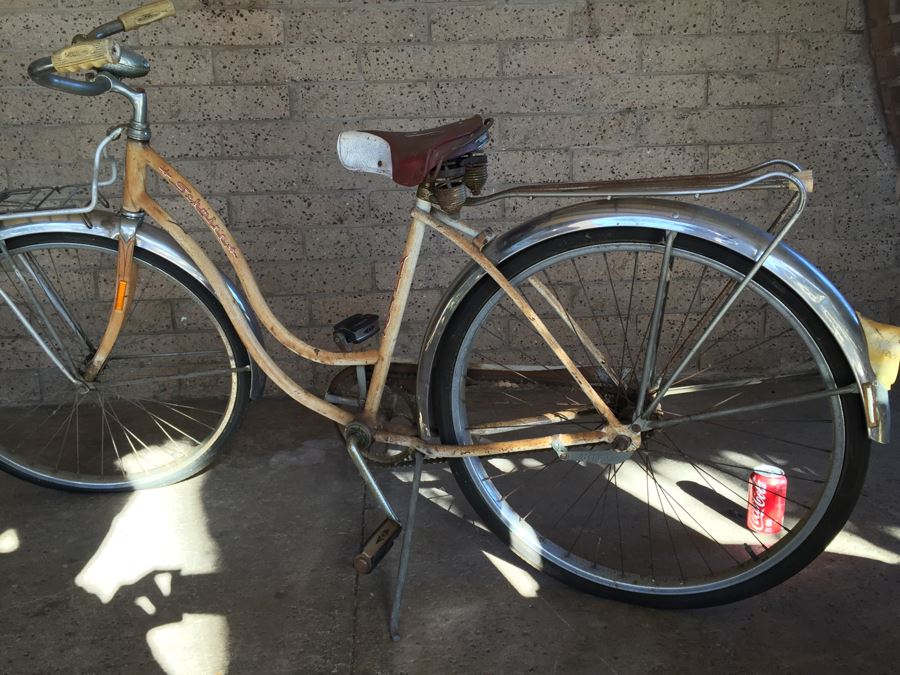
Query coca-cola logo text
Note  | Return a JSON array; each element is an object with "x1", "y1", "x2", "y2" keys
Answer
[{"x1": 750, "y1": 478, "x2": 767, "y2": 530}]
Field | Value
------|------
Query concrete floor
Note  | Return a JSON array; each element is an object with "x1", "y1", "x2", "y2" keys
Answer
[{"x1": 1, "y1": 397, "x2": 898, "y2": 674}]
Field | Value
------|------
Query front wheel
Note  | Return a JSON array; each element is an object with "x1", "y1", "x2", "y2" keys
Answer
[
  {"x1": 0, "y1": 233, "x2": 251, "y2": 491},
  {"x1": 432, "y1": 226, "x2": 869, "y2": 607}
]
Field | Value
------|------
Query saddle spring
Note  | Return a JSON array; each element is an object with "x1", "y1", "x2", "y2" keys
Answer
[{"x1": 433, "y1": 153, "x2": 488, "y2": 215}]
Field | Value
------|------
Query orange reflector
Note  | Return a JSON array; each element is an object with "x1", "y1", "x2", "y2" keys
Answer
[{"x1": 114, "y1": 280, "x2": 128, "y2": 311}]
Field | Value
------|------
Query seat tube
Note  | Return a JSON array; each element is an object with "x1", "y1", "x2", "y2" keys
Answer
[{"x1": 362, "y1": 195, "x2": 429, "y2": 421}]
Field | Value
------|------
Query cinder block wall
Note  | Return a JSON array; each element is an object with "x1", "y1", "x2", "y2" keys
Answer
[{"x1": 0, "y1": 0, "x2": 896, "y2": 392}]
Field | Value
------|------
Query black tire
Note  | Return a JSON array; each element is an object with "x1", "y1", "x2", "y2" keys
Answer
[
  {"x1": 0, "y1": 233, "x2": 251, "y2": 491},
  {"x1": 432, "y1": 227, "x2": 869, "y2": 608}
]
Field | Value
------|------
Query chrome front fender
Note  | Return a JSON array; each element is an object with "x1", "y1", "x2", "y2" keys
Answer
[
  {"x1": 0, "y1": 209, "x2": 267, "y2": 400},
  {"x1": 416, "y1": 198, "x2": 889, "y2": 444}
]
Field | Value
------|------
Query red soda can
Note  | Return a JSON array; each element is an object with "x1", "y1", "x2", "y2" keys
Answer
[{"x1": 746, "y1": 465, "x2": 788, "y2": 534}]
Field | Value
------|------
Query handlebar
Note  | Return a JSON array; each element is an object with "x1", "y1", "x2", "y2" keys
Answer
[
  {"x1": 27, "y1": 1, "x2": 175, "y2": 96},
  {"x1": 28, "y1": 56, "x2": 113, "y2": 97}
]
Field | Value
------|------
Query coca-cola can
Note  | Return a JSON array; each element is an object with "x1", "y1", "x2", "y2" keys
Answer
[{"x1": 746, "y1": 465, "x2": 788, "y2": 534}]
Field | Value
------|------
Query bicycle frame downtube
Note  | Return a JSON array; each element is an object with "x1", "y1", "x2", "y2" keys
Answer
[
  {"x1": 123, "y1": 141, "x2": 354, "y2": 425},
  {"x1": 138, "y1": 198, "x2": 355, "y2": 423},
  {"x1": 133, "y1": 144, "x2": 378, "y2": 369}
]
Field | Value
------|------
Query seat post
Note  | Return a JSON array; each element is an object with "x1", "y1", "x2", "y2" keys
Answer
[
  {"x1": 361, "y1": 191, "x2": 428, "y2": 422},
  {"x1": 415, "y1": 183, "x2": 433, "y2": 214}
]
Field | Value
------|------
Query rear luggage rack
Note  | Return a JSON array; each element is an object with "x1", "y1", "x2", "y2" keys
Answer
[
  {"x1": 0, "y1": 126, "x2": 121, "y2": 222},
  {"x1": 458, "y1": 159, "x2": 813, "y2": 250},
  {"x1": 464, "y1": 160, "x2": 812, "y2": 207}
]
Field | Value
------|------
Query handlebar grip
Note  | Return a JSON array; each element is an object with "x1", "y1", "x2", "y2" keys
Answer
[
  {"x1": 51, "y1": 39, "x2": 120, "y2": 74},
  {"x1": 119, "y1": 0, "x2": 176, "y2": 31}
]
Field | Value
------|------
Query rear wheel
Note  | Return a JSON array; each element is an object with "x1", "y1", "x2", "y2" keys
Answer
[
  {"x1": 0, "y1": 233, "x2": 250, "y2": 491},
  {"x1": 433, "y1": 227, "x2": 869, "y2": 607}
]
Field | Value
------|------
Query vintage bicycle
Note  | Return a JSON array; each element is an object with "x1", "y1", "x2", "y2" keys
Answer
[{"x1": 1, "y1": 2, "x2": 897, "y2": 631}]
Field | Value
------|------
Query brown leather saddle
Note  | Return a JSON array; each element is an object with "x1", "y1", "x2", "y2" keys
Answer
[{"x1": 336, "y1": 116, "x2": 492, "y2": 187}]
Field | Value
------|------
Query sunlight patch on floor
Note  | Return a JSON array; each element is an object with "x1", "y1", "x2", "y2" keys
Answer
[
  {"x1": 391, "y1": 469, "x2": 443, "y2": 483},
  {"x1": 483, "y1": 550, "x2": 540, "y2": 597},
  {"x1": 827, "y1": 529, "x2": 900, "y2": 565},
  {"x1": 487, "y1": 457, "x2": 517, "y2": 473},
  {"x1": 75, "y1": 474, "x2": 220, "y2": 603},
  {"x1": 114, "y1": 440, "x2": 193, "y2": 475},
  {"x1": 147, "y1": 614, "x2": 230, "y2": 675},
  {"x1": 388, "y1": 467, "x2": 491, "y2": 532},
  {"x1": 415, "y1": 485, "x2": 490, "y2": 532},
  {"x1": 74, "y1": 475, "x2": 230, "y2": 673},
  {"x1": 0, "y1": 527, "x2": 20, "y2": 553},
  {"x1": 619, "y1": 457, "x2": 754, "y2": 544}
]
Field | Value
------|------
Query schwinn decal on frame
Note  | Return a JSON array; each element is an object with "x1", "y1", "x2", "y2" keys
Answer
[{"x1": 157, "y1": 164, "x2": 239, "y2": 259}]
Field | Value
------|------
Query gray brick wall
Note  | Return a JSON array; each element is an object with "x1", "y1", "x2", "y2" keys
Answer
[{"x1": 0, "y1": 0, "x2": 897, "y2": 394}]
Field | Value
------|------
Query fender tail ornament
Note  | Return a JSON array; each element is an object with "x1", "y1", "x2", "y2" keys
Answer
[{"x1": 859, "y1": 314, "x2": 900, "y2": 390}]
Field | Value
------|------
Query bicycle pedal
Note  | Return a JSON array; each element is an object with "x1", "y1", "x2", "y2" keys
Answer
[
  {"x1": 333, "y1": 313, "x2": 379, "y2": 347},
  {"x1": 353, "y1": 517, "x2": 401, "y2": 575}
]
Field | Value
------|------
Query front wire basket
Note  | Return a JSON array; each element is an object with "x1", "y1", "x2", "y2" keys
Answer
[{"x1": 0, "y1": 126, "x2": 122, "y2": 222}]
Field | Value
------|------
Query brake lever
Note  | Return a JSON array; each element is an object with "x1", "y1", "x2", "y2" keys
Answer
[{"x1": 76, "y1": 20, "x2": 126, "y2": 43}]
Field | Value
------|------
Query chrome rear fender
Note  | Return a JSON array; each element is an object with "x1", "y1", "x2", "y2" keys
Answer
[
  {"x1": 417, "y1": 198, "x2": 889, "y2": 444},
  {"x1": 0, "y1": 209, "x2": 267, "y2": 400}
]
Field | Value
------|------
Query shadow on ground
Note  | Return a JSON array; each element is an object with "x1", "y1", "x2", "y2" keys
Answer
[{"x1": 1, "y1": 397, "x2": 898, "y2": 674}]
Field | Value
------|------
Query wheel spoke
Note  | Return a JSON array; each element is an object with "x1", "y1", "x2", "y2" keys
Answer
[
  {"x1": 644, "y1": 385, "x2": 855, "y2": 431},
  {"x1": 637, "y1": 450, "x2": 684, "y2": 582}
]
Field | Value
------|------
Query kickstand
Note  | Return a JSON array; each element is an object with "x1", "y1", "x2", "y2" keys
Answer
[{"x1": 388, "y1": 451, "x2": 424, "y2": 641}]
